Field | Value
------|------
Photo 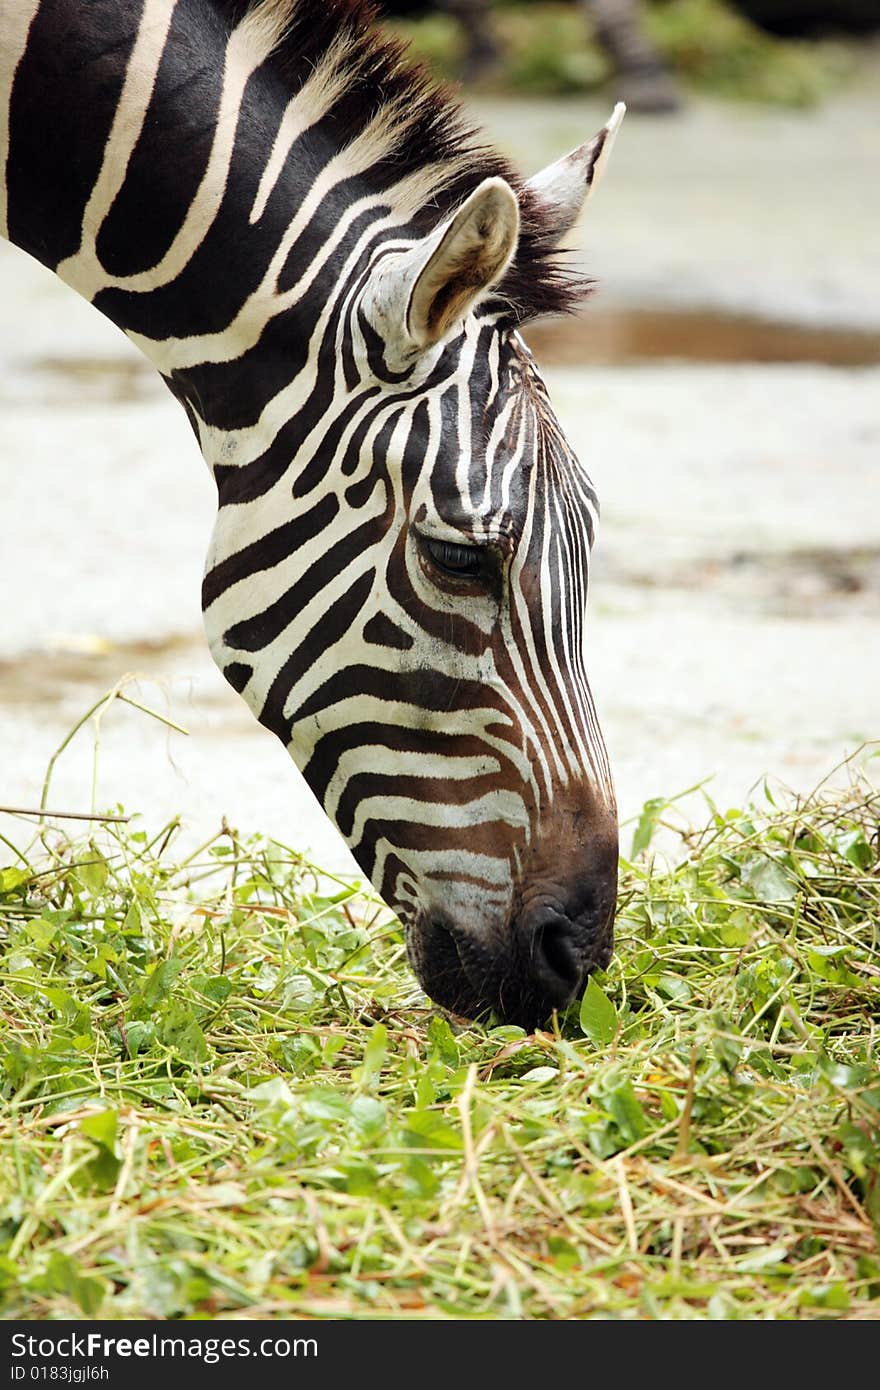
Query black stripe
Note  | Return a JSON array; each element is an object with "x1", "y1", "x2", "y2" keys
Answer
[
  {"x1": 302, "y1": 722, "x2": 520, "y2": 809},
  {"x1": 289, "y1": 664, "x2": 509, "y2": 730},
  {"x1": 223, "y1": 661, "x2": 252, "y2": 693},
  {"x1": 94, "y1": 0, "x2": 225, "y2": 276},
  {"x1": 6, "y1": 0, "x2": 144, "y2": 269},
  {"x1": 362, "y1": 612, "x2": 413, "y2": 652},
  {"x1": 258, "y1": 569, "x2": 374, "y2": 740},
  {"x1": 223, "y1": 512, "x2": 386, "y2": 652},
  {"x1": 351, "y1": 816, "x2": 515, "y2": 885},
  {"x1": 201, "y1": 491, "x2": 340, "y2": 610},
  {"x1": 335, "y1": 768, "x2": 517, "y2": 841}
]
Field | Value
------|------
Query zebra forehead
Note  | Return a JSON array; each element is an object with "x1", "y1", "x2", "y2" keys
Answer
[{"x1": 403, "y1": 329, "x2": 597, "y2": 550}]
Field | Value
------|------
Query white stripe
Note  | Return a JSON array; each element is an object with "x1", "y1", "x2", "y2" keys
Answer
[
  {"x1": 56, "y1": 3, "x2": 289, "y2": 300},
  {"x1": 54, "y1": 0, "x2": 178, "y2": 296},
  {"x1": 372, "y1": 841, "x2": 512, "y2": 904},
  {"x1": 346, "y1": 789, "x2": 527, "y2": 854},
  {"x1": 249, "y1": 31, "x2": 359, "y2": 223},
  {"x1": 323, "y1": 746, "x2": 502, "y2": 826}
]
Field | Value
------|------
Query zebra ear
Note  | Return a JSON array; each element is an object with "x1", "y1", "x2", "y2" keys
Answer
[
  {"x1": 364, "y1": 178, "x2": 519, "y2": 358},
  {"x1": 525, "y1": 103, "x2": 625, "y2": 239},
  {"x1": 406, "y1": 177, "x2": 520, "y2": 348}
]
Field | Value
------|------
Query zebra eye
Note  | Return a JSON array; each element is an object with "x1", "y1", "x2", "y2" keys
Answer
[{"x1": 421, "y1": 537, "x2": 486, "y2": 581}]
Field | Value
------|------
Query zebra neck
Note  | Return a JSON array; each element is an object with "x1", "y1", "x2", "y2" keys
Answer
[{"x1": 0, "y1": 2, "x2": 405, "y2": 421}]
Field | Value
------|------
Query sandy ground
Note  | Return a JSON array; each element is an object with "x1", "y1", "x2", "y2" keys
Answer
[{"x1": 1, "y1": 77, "x2": 878, "y2": 872}]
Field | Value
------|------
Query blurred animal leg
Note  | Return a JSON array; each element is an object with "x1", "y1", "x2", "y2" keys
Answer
[
  {"x1": 439, "y1": 0, "x2": 502, "y2": 81},
  {"x1": 582, "y1": 0, "x2": 682, "y2": 112}
]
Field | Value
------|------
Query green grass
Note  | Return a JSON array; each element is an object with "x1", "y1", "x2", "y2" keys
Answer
[{"x1": 1, "y1": 752, "x2": 879, "y2": 1319}]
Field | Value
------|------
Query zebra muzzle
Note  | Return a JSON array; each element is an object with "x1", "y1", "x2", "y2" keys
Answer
[{"x1": 407, "y1": 875, "x2": 617, "y2": 1032}]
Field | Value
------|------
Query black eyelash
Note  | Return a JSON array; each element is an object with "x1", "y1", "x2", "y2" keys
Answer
[{"x1": 421, "y1": 537, "x2": 486, "y2": 580}]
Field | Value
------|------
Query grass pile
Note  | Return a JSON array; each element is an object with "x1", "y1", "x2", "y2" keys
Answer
[{"x1": 1, "y1": 761, "x2": 878, "y2": 1319}]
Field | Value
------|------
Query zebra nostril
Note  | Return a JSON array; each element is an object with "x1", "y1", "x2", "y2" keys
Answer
[{"x1": 534, "y1": 918, "x2": 582, "y2": 993}]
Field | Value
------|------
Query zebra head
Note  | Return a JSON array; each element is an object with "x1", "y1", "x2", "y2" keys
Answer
[
  {"x1": 0, "y1": 0, "x2": 620, "y2": 1028},
  {"x1": 204, "y1": 92, "x2": 624, "y2": 1031},
  {"x1": 1, "y1": 0, "x2": 616, "y2": 1027}
]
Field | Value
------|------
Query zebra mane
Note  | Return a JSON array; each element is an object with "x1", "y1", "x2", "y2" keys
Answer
[{"x1": 218, "y1": 0, "x2": 591, "y2": 323}]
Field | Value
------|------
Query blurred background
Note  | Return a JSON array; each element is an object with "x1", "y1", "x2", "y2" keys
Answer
[{"x1": 1, "y1": 0, "x2": 878, "y2": 867}]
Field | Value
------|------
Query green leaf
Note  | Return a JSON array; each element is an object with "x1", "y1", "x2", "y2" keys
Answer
[
  {"x1": 547, "y1": 1236, "x2": 580, "y2": 1270},
  {"x1": 719, "y1": 913, "x2": 755, "y2": 946},
  {"x1": 775, "y1": 1166, "x2": 818, "y2": 1194},
  {"x1": 39, "y1": 1253, "x2": 107, "y2": 1316},
  {"x1": 0, "y1": 866, "x2": 28, "y2": 894},
  {"x1": 735, "y1": 1242, "x2": 791, "y2": 1273},
  {"x1": 579, "y1": 976, "x2": 618, "y2": 1045},
  {"x1": 415, "y1": 1072, "x2": 435, "y2": 1109},
  {"x1": 158, "y1": 1001, "x2": 209, "y2": 1063},
  {"x1": 806, "y1": 950, "x2": 861, "y2": 986},
  {"x1": 631, "y1": 797, "x2": 664, "y2": 857},
  {"x1": 798, "y1": 1283, "x2": 850, "y2": 1310},
  {"x1": 488, "y1": 1025, "x2": 527, "y2": 1043},
  {"x1": 819, "y1": 1056, "x2": 872, "y2": 1090},
  {"x1": 41, "y1": 986, "x2": 76, "y2": 1014},
  {"x1": 282, "y1": 973, "x2": 315, "y2": 1011},
  {"x1": 656, "y1": 973, "x2": 691, "y2": 1004},
  {"x1": 351, "y1": 1095, "x2": 386, "y2": 1135},
  {"x1": 403, "y1": 1109, "x2": 463, "y2": 1151},
  {"x1": 123, "y1": 1020, "x2": 155, "y2": 1055},
  {"x1": 322, "y1": 1034, "x2": 346, "y2": 1066},
  {"x1": 741, "y1": 853, "x2": 797, "y2": 903},
  {"x1": 340, "y1": 1160, "x2": 380, "y2": 1197},
  {"x1": 136, "y1": 957, "x2": 184, "y2": 1010},
  {"x1": 403, "y1": 1155, "x2": 440, "y2": 1199},
  {"x1": 707, "y1": 1291, "x2": 744, "y2": 1320},
  {"x1": 249, "y1": 1077, "x2": 295, "y2": 1109},
  {"x1": 834, "y1": 828, "x2": 873, "y2": 870},
  {"x1": 712, "y1": 1029, "x2": 741, "y2": 1075},
  {"x1": 354, "y1": 1023, "x2": 388, "y2": 1088},
  {"x1": 191, "y1": 973, "x2": 234, "y2": 1006},
  {"x1": 24, "y1": 917, "x2": 58, "y2": 948},
  {"x1": 277, "y1": 1034, "x2": 319, "y2": 1075},
  {"x1": 122, "y1": 897, "x2": 144, "y2": 934},
  {"x1": 606, "y1": 1082, "x2": 649, "y2": 1144},
  {"x1": 76, "y1": 851, "x2": 109, "y2": 896},
  {"x1": 301, "y1": 1088, "x2": 352, "y2": 1122},
  {"x1": 80, "y1": 1108, "x2": 118, "y2": 1153},
  {"x1": 427, "y1": 1016, "x2": 460, "y2": 1065}
]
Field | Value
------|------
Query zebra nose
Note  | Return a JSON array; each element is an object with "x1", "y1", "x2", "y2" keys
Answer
[
  {"x1": 510, "y1": 875, "x2": 617, "y2": 1024},
  {"x1": 527, "y1": 912, "x2": 584, "y2": 1003},
  {"x1": 409, "y1": 862, "x2": 617, "y2": 1030}
]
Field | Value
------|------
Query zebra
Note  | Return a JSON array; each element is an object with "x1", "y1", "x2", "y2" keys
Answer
[{"x1": 1, "y1": 0, "x2": 623, "y2": 1031}]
